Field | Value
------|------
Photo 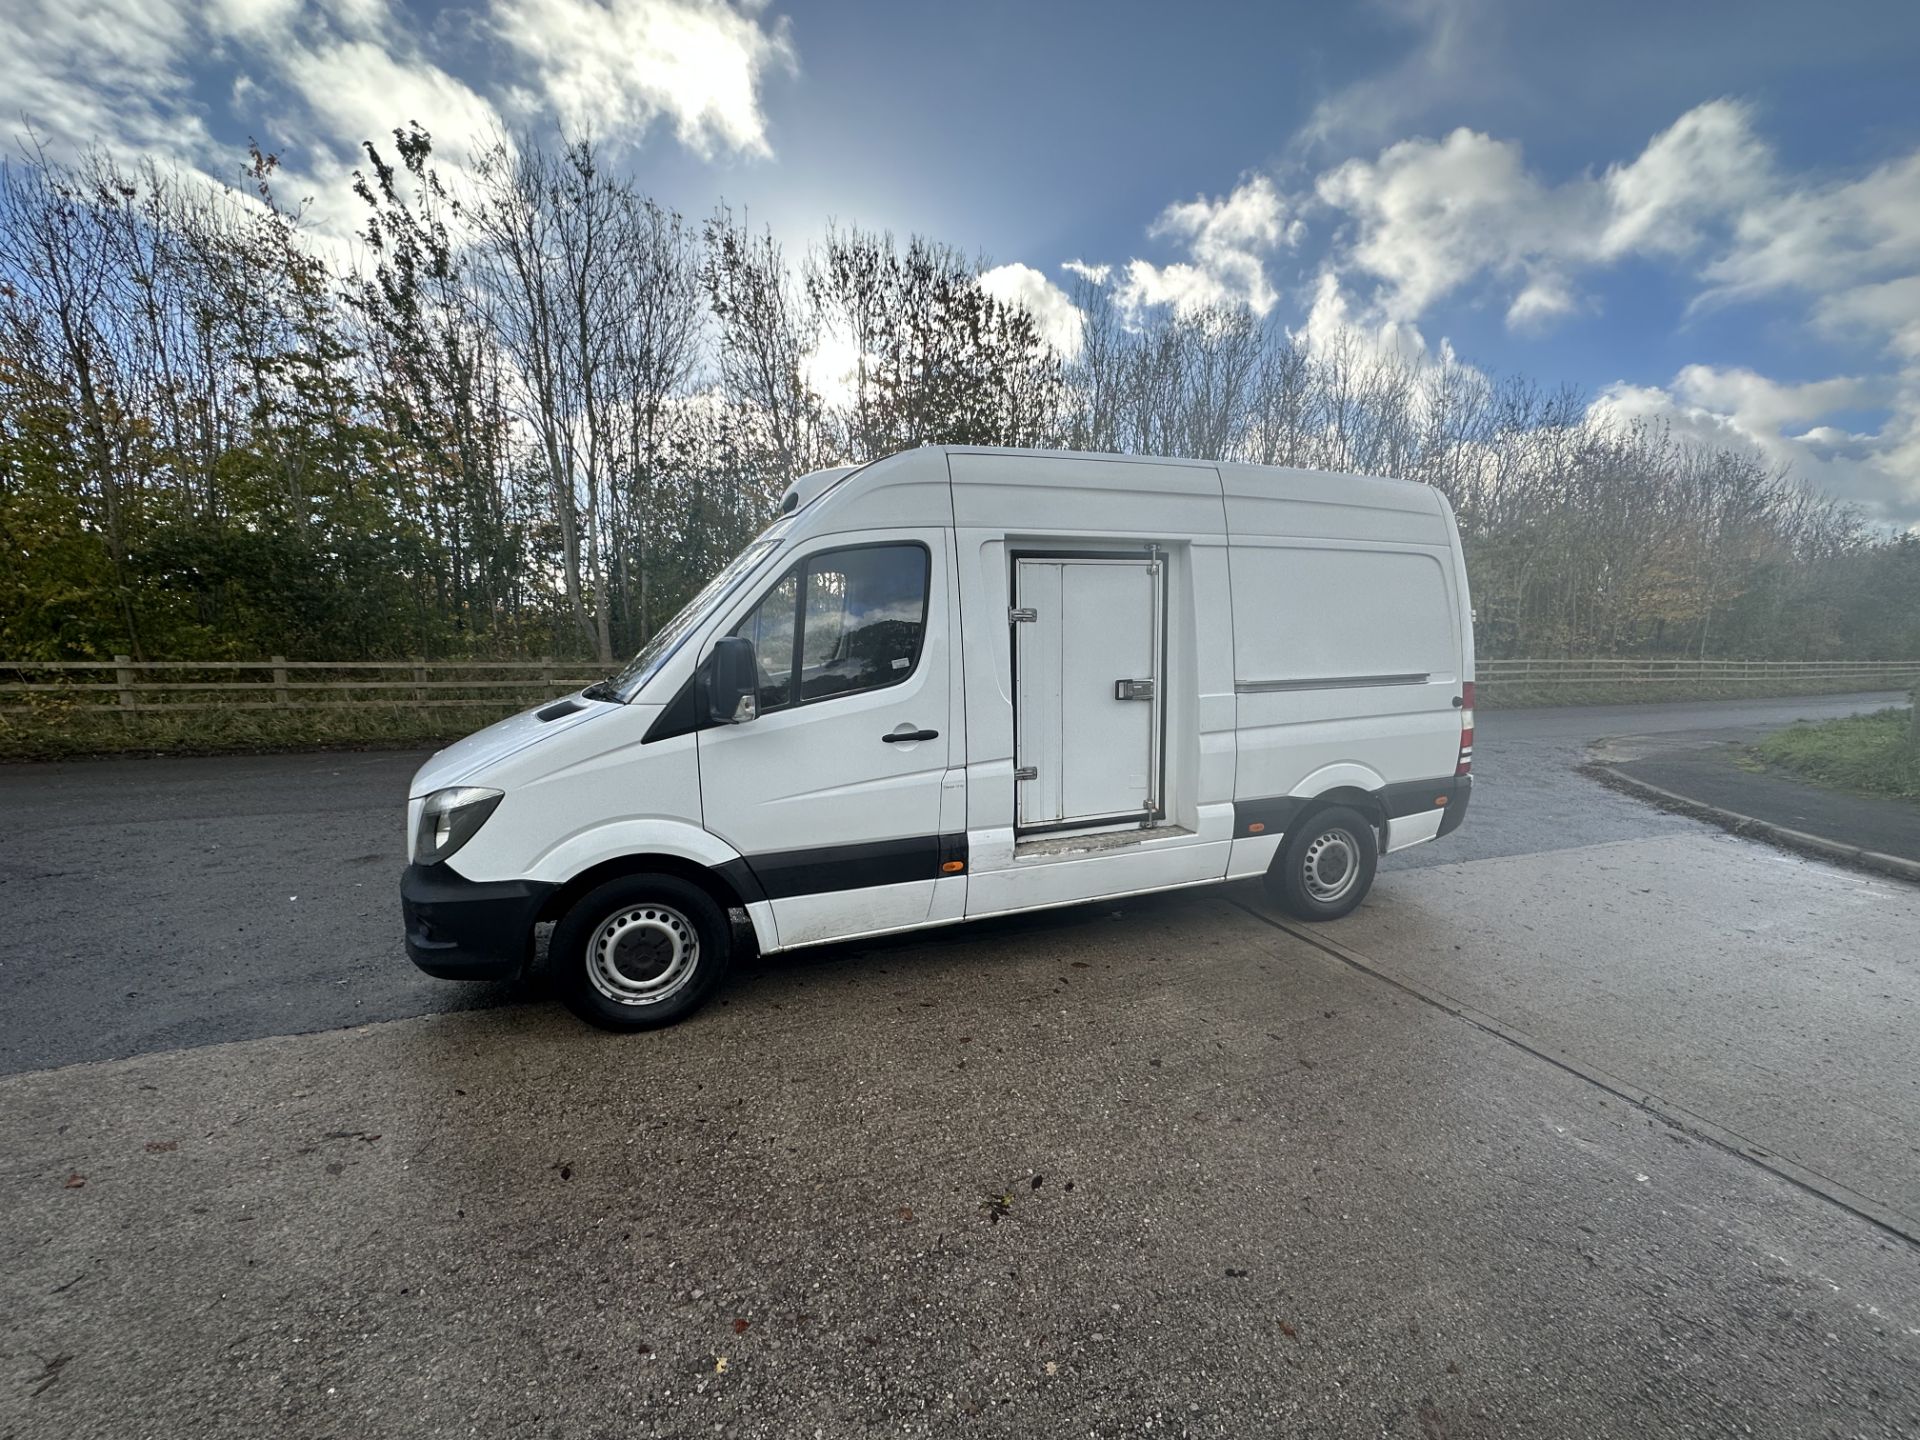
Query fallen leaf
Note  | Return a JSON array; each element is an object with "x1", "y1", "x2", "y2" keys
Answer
[
  {"x1": 1279, "y1": 1321, "x2": 1299, "y2": 1339},
  {"x1": 714, "y1": 1356, "x2": 728, "y2": 1374},
  {"x1": 63, "y1": 1173, "x2": 85, "y2": 1189},
  {"x1": 732, "y1": 1318, "x2": 750, "y2": 1335},
  {"x1": 897, "y1": 1206, "x2": 914, "y2": 1222},
  {"x1": 1045, "y1": 1361, "x2": 1059, "y2": 1375},
  {"x1": 144, "y1": 1140, "x2": 177, "y2": 1153}
]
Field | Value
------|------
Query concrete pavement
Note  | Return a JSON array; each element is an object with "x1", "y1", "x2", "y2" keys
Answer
[{"x1": 7, "y1": 894, "x2": 1918, "y2": 1439}]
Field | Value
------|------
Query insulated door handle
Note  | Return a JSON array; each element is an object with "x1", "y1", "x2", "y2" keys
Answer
[{"x1": 882, "y1": 728, "x2": 939, "y2": 743}]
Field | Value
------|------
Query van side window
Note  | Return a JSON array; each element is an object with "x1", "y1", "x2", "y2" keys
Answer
[
  {"x1": 797, "y1": 545, "x2": 928, "y2": 701},
  {"x1": 732, "y1": 572, "x2": 797, "y2": 711},
  {"x1": 730, "y1": 543, "x2": 928, "y2": 712}
]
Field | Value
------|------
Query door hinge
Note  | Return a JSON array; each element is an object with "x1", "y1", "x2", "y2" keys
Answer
[
  {"x1": 1114, "y1": 678, "x2": 1156, "y2": 701},
  {"x1": 1014, "y1": 765, "x2": 1038, "y2": 781},
  {"x1": 1009, "y1": 607, "x2": 1037, "y2": 623}
]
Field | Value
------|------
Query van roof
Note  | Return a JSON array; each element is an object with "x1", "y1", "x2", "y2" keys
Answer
[{"x1": 779, "y1": 446, "x2": 1442, "y2": 523}]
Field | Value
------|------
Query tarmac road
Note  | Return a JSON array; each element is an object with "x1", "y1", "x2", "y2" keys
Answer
[
  {"x1": 0, "y1": 691, "x2": 1903, "y2": 1077},
  {"x1": 2, "y1": 691, "x2": 1917, "y2": 1437}
]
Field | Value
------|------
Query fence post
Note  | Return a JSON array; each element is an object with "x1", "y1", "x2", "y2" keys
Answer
[
  {"x1": 114, "y1": 655, "x2": 135, "y2": 721},
  {"x1": 272, "y1": 655, "x2": 289, "y2": 708},
  {"x1": 412, "y1": 662, "x2": 427, "y2": 707},
  {"x1": 543, "y1": 656, "x2": 555, "y2": 691}
]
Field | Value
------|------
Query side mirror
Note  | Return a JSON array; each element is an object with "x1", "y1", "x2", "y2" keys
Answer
[{"x1": 702, "y1": 635, "x2": 759, "y2": 725}]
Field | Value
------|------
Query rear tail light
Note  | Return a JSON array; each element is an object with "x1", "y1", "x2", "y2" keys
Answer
[{"x1": 1456, "y1": 681, "x2": 1475, "y2": 775}]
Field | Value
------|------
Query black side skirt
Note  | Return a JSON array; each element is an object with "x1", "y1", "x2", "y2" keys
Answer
[
  {"x1": 727, "y1": 832, "x2": 970, "y2": 903},
  {"x1": 1233, "y1": 775, "x2": 1467, "y2": 839}
]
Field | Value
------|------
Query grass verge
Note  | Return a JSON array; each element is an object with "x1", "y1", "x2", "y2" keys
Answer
[
  {"x1": 1478, "y1": 677, "x2": 1916, "y2": 709},
  {"x1": 1749, "y1": 707, "x2": 1920, "y2": 803}
]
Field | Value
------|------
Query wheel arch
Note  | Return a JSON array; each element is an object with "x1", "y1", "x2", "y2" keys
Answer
[
  {"x1": 1290, "y1": 783, "x2": 1387, "y2": 840},
  {"x1": 536, "y1": 853, "x2": 761, "y2": 944}
]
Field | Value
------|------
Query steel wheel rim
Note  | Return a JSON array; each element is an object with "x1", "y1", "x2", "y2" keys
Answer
[
  {"x1": 1302, "y1": 829, "x2": 1360, "y2": 904},
  {"x1": 586, "y1": 904, "x2": 700, "y2": 1006}
]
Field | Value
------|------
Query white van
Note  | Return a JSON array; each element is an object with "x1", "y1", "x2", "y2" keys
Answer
[{"x1": 402, "y1": 447, "x2": 1475, "y2": 1029}]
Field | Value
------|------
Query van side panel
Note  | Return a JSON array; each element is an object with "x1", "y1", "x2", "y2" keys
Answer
[
  {"x1": 950, "y1": 451, "x2": 1237, "y2": 918},
  {"x1": 1220, "y1": 467, "x2": 1465, "y2": 848}
]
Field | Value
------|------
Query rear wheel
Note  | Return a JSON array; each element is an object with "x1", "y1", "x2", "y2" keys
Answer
[
  {"x1": 1267, "y1": 805, "x2": 1378, "y2": 921},
  {"x1": 551, "y1": 874, "x2": 732, "y2": 1031}
]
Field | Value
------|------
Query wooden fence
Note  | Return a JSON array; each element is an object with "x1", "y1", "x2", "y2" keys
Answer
[
  {"x1": 1474, "y1": 658, "x2": 1920, "y2": 693},
  {"x1": 0, "y1": 657, "x2": 609, "y2": 715},
  {"x1": 2, "y1": 655, "x2": 1917, "y2": 718}
]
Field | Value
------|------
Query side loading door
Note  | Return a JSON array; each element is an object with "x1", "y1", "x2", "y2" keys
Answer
[{"x1": 696, "y1": 531, "x2": 957, "y2": 948}]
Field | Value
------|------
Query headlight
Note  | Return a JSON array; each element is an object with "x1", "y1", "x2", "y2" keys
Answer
[{"x1": 414, "y1": 787, "x2": 504, "y2": 865}]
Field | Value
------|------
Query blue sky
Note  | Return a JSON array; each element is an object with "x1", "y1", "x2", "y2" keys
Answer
[{"x1": 7, "y1": 0, "x2": 1919, "y2": 525}]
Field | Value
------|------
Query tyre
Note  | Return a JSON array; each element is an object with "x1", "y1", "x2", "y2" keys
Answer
[
  {"x1": 1266, "y1": 805, "x2": 1378, "y2": 921},
  {"x1": 550, "y1": 874, "x2": 733, "y2": 1031}
]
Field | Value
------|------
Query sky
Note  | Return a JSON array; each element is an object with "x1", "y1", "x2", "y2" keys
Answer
[{"x1": 6, "y1": 0, "x2": 1920, "y2": 528}]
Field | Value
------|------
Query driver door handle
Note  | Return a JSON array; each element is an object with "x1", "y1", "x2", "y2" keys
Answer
[{"x1": 882, "y1": 728, "x2": 939, "y2": 743}]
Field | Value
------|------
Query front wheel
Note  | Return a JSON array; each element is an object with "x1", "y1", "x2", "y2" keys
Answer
[
  {"x1": 551, "y1": 874, "x2": 733, "y2": 1031},
  {"x1": 1266, "y1": 805, "x2": 1378, "y2": 921}
]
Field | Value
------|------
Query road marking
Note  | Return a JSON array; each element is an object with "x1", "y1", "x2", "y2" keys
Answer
[{"x1": 1229, "y1": 896, "x2": 1920, "y2": 1251}]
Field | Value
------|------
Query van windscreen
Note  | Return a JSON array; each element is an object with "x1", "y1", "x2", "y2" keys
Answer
[{"x1": 608, "y1": 536, "x2": 782, "y2": 702}]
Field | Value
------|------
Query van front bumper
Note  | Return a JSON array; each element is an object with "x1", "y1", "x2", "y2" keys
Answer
[{"x1": 402, "y1": 863, "x2": 555, "y2": 981}]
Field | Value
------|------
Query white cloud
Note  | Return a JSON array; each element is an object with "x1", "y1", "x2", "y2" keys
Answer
[
  {"x1": 978, "y1": 263, "x2": 1084, "y2": 358},
  {"x1": 0, "y1": 0, "x2": 210, "y2": 172},
  {"x1": 1592, "y1": 366, "x2": 1919, "y2": 529},
  {"x1": 1601, "y1": 100, "x2": 1772, "y2": 257},
  {"x1": 1706, "y1": 151, "x2": 1920, "y2": 302},
  {"x1": 1115, "y1": 174, "x2": 1296, "y2": 318},
  {"x1": 1317, "y1": 125, "x2": 1576, "y2": 324},
  {"x1": 489, "y1": 0, "x2": 795, "y2": 158},
  {"x1": 2, "y1": 0, "x2": 794, "y2": 254},
  {"x1": 1505, "y1": 274, "x2": 1579, "y2": 331},
  {"x1": 1298, "y1": 269, "x2": 1450, "y2": 374},
  {"x1": 1061, "y1": 259, "x2": 1111, "y2": 286},
  {"x1": 1298, "y1": 100, "x2": 1920, "y2": 525},
  {"x1": 1821, "y1": 275, "x2": 1920, "y2": 362},
  {"x1": 277, "y1": 40, "x2": 505, "y2": 172},
  {"x1": 1669, "y1": 365, "x2": 1882, "y2": 434},
  {"x1": 1313, "y1": 101, "x2": 1780, "y2": 334}
]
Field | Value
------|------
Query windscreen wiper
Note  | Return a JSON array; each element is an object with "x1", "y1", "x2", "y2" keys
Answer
[{"x1": 580, "y1": 675, "x2": 622, "y2": 703}]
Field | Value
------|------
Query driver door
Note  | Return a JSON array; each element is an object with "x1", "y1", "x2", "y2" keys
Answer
[{"x1": 697, "y1": 531, "x2": 953, "y2": 948}]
